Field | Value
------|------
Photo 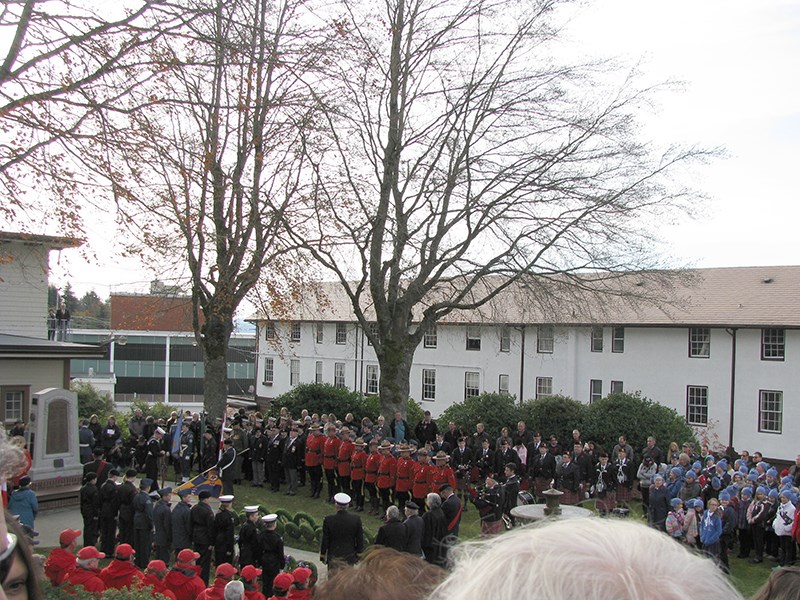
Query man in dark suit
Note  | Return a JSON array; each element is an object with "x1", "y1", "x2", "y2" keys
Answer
[
  {"x1": 439, "y1": 483, "x2": 462, "y2": 539},
  {"x1": 83, "y1": 447, "x2": 112, "y2": 487},
  {"x1": 320, "y1": 492, "x2": 364, "y2": 573},
  {"x1": 190, "y1": 490, "x2": 215, "y2": 584},
  {"x1": 493, "y1": 439, "x2": 520, "y2": 482},
  {"x1": 216, "y1": 438, "x2": 236, "y2": 496}
]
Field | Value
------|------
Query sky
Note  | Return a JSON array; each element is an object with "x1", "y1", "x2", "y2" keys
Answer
[{"x1": 48, "y1": 0, "x2": 800, "y2": 302}]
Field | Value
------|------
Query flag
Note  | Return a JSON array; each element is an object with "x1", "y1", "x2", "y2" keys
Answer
[
  {"x1": 171, "y1": 414, "x2": 184, "y2": 456},
  {"x1": 172, "y1": 469, "x2": 222, "y2": 498}
]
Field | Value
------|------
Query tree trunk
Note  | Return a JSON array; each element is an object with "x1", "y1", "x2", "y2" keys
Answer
[
  {"x1": 377, "y1": 337, "x2": 415, "y2": 420},
  {"x1": 201, "y1": 311, "x2": 233, "y2": 419}
]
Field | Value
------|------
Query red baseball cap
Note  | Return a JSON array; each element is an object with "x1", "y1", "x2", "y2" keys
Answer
[
  {"x1": 177, "y1": 549, "x2": 200, "y2": 563},
  {"x1": 147, "y1": 560, "x2": 168, "y2": 573},
  {"x1": 215, "y1": 563, "x2": 238, "y2": 579},
  {"x1": 240, "y1": 565, "x2": 262, "y2": 581},
  {"x1": 77, "y1": 547, "x2": 105, "y2": 560},
  {"x1": 293, "y1": 567, "x2": 313, "y2": 584},
  {"x1": 115, "y1": 544, "x2": 135, "y2": 559},
  {"x1": 59, "y1": 529, "x2": 81, "y2": 546},
  {"x1": 273, "y1": 572, "x2": 295, "y2": 592}
]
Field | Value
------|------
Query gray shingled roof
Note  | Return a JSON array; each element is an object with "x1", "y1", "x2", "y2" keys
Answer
[{"x1": 248, "y1": 266, "x2": 800, "y2": 328}]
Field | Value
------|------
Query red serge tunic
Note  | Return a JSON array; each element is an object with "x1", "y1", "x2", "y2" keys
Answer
[
  {"x1": 305, "y1": 434, "x2": 323, "y2": 468},
  {"x1": 337, "y1": 441, "x2": 355, "y2": 477},
  {"x1": 323, "y1": 436, "x2": 341, "y2": 471},
  {"x1": 350, "y1": 450, "x2": 367, "y2": 481},
  {"x1": 412, "y1": 462, "x2": 436, "y2": 499},
  {"x1": 431, "y1": 465, "x2": 456, "y2": 493},
  {"x1": 365, "y1": 452, "x2": 382, "y2": 484},
  {"x1": 395, "y1": 457, "x2": 415, "y2": 493},
  {"x1": 377, "y1": 454, "x2": 397, "y2": 490}
]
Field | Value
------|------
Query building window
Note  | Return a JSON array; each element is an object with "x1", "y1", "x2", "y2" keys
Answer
[
  {"x1": 366, "y1": 365, "x2": 379, "y2": 395},
  {"x1": 315, "y1": 323, "x2": 324, "y2": 344},
  {"x1": 423, "y1": 326, "x2": 437, "y2": 349},
  {"x1": 265, "y1": 322, "x2": 276, "y2": 340},
  {"x1": 589, "y1": 379, "x2": 602, "y2": 403},
  {"x1": 466, "y1": 327, "x2": 481, "y2": 351},
  {"x1": 686, "y1": 385, "x2": 708, "y2": 425},
  {"x1": 464, "y1": 371, "x2": 480, "y2": 399},
  {"x1": 500, "y1": 327, "x2": 511, "y2": 352},
  {"x1": 591, "y1": 327, "x2": 603, "y2": 352},
  {"x1": 263, "y1": 358, "x2": 274, "y2": 385},
  {"x1": 499, "y1": 374, "x2": 510, "y2": 396},
  {"x1": 367, "y1": 323, "x2": 379, "y2": 346},
  {"x1": 422, "y1": 369, "x2": 436, "y2": 402},
  {"x1": 761, "y1": 328, "x2": 785, "y2": 361},
  {"x1": 290, "y1": 359, "x2": 300, "y2": 385},
  {"x1": 334, "y1": 362, "x2": 346, "y2": 388},
  {"x1": 689, "y1": 328, "x2": 710, "y2": 358},
  {"x1": 759, "y1": 390, "x2": 783, "y2": 433},
  {"x1": 537, "y1": 326, "x2": 554, "y2": 354},
  {"x1": 535, "y1": 377, "x2": 552, "y2": 399},
  {"x1": 315, "y1": 361, "x2": 323, "y2": 384},
  {"x1": 2, "y1": 388, "x2": 25, "y2": 422},
  {"x1": 610, "y1": 380, "x2": 623, "y2": 394},
  {"x1": 612, "y1": 327, "x2": 625, "y2": 353},
  {"x1": 290, "y1": 322, "x2": 301, "y2": 342},
  {"x1": 336, "y1": 323, "x2": 347, "y2": 345}
]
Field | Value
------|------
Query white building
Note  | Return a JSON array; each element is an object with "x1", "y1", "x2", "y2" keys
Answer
[{"x1": 250, "y1": 266, "x2": 799, "y2": 461}]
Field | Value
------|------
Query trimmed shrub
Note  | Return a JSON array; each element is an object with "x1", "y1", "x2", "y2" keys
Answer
[
  {"x1": 74, "y1": 382, "x2": 115, "y2": 422},
  {"x1": 519, "y1": 395, "x2": 587, "y2": 446},
  {"x1": 438, "y1": 392, "x2": 522, "y2": 439}
]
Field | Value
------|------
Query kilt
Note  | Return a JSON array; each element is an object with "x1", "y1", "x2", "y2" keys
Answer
[
  {"x1": 616, "y1": 485, "x2": 633, "y2": 504},
  {"x1": 481, "y1": 520, "x2": 504, "y2": 536},
  {"x1": 559, "y1": 488, "x2": 580, "y2": 505},
  {"x1": 534, "y1": 477, "x2": 551, "y2": 497},
  {"x1": 595, "y1": 491, "x2": 617, "y2": 512}
]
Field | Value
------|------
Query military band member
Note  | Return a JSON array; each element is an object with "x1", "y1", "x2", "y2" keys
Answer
[
  {"x1": 214, "y1": 494, "x2": 236, "y2": 567},
  {"x1": 557, "y1": 451, "x2": 581, "y2": 505},
  {"x1": 452, "y1": 437, "x2": 473, "y2": 510},
  {"x1": 238, "y1": 506, "x2": 261, "y2": 568}
]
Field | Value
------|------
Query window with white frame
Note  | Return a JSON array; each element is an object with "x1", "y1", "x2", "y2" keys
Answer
[
  {"x1": 537, "y1": 326, "x2": 554, "y2": 353},
  {"x1": 367, "y1": 322, "x2": 379, "y2": 346},
  {"x1": 422, "y1": 369, "x2": 436, "y2": 401},
  {"x1": 686, "y1": 385, "x2": 708, "y2": 425},
  {"x1": 535, "y1": 376, "x2": 553, "y2": 399},
  {"x1": 315, "y1": 361, "x2": 323, "y2": 384},
  {"x1": 290, "y1": 322, "x2": 301, "y2": 342},
  {"x1": 761, "y1": 328, "x2": 785, "y2": 361},
  {"x1": 689, "y1": 328, "x2": 710, "y2": 358},
  {"x1": 336, "y1": 323, "x2": 347, "y2": 345},
  {"x1": 499, "y1": 374, "x2": 510, "y2": 396},
  {"x1": 466, "y1": 327, "x2": 481, "y2": 351},
  {"x1": 464, "y1": 371, "x2": 480, "y2": 398},
  {"x1": 591, "y1": 327, "x2": 603, "y2": 352},
  {"x1": 589, "y1": 379, "x2": 602, "y2": 403},
  {"x1": 3, "y1": 389, "x2": 24, "y2": 422},
  {"x1": 290, "y1": 359, "x2": 300, "y2": 385},
  {"x1": 424, "y1": 326, "x2": 438, "y2": 349},
  {"x1": 612, "y1": 327, "x2": 625, "y2": 353},
  {"x1": 366, "y1": 365, "x2": 379, "y2": 395},
  {"x1": 610, "y1": 380, "x2": 623, "y2": 394},
  {"x1": 265, "y1": 322, "x2": 276, "y2": 340},
  {"x1": 315, "y1": 323, "x2": 324, "y2": 344},
  {"x1": 759, "y1": 390, "x2": 783, "y2": 433},
  {"x1": 334, "y1": 362, "x2": 346, "y2": 387},
  {"x1": 263, "y1": 358, "x2": 274, "y2": 385},
  {"x1": 500, "y1": 327, "x2": 511, "y2": 352}
]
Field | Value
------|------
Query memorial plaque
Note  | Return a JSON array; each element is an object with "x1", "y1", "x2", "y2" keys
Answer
[{"x1": 46, "y1": 399, "x2": 69, "y2": 454}]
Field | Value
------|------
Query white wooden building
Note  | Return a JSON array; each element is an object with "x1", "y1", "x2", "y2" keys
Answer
[{"x1": 250, "y1": 266, "x2": 799, "y2": 461}]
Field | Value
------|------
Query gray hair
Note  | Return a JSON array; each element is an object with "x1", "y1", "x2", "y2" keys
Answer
[
  {"x1": 224, "y1": 580, "x2": 245, "y2": 600},
  {"x1": 426, "y1": 492, "x2": 442, "y2": 509},
  {"x1": 429, "y1": 518, "x2": 742, "y2": 600},
  {"x1": 386, "y1": 505, "x2": 401, "y2": 521},
  {"x1": 0, "y1": 428, "x2": 25, "y2": 478}
]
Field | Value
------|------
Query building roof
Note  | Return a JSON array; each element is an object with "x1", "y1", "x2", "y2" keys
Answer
[
  {"x1": 0, "y1": 334, "x2": 106, "y2": 359},
  {"x1": 247, "y1": 266, "x2": 800, "y2": 328},
  {"x1": 0, "y1": 231, "x2": 83, "y2": 249}
]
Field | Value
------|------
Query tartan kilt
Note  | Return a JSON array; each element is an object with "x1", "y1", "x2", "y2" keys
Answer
[
  {"x1": 481, "y1": 520, "x2": 505, "y2": 536},
  {"x1": 534, "y1": 477, "x2": 551, "y2": 497},
  {"x1": 559, "y1": 488, "x2": 580, "y2": 505},
  {"x1": 595, "y1": 491, "x2": 617, "y2": 512},
  {"x1": 616, "y1": 485, "x2": 633, "y2": 504}
]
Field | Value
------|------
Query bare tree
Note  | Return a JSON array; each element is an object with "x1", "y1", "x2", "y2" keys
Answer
[
  {"x1": 293, "y1": 0, "x2": 711, "y2": 417},
  {"x1": 0, "y1": 0, "x2": 190, "y2": 234},
  {"x1": 80, "y1": 0, "x2": 323, "y2": 417}
]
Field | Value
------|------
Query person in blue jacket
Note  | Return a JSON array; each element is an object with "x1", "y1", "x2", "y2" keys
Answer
[
  {"x1": 699, "y1": 496, "x2": 723, "y2": 563},
  {"x1": 8, "y1": 475, "x2": 38, "y2": 529}
]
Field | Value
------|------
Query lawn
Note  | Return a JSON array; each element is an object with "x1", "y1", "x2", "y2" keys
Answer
[{"x1": 230, "y1": 481, "x2": 771, "y2": 598}]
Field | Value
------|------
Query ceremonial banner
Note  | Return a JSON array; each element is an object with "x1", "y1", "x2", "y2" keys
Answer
[
  {"x1": 171, "y1": 414, "x2": 184, "y2": 456},
  {"x1": 172, "y1": 468, "x2": 222, "y2": 497}
]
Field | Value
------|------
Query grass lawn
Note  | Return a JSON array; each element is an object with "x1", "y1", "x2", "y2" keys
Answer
[{"x1": 230, "y1": 481, "x2": 771, "y2": 598}]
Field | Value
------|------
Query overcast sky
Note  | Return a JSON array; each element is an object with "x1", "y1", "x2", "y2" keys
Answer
[{"x1": 50, "y1": 0, "x2": 800, "y2": 300}]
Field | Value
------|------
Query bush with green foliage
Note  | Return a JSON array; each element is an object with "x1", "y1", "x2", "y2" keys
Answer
[
  {"x1": 519, "y1": 395, "x2": 587, "y2": 445},
  {"x1": 73, "y1": 382, "x2": 115, "y2": 421},
  {"x1": 438, "y1": 392, "x2": 522, "y2": 439},
  {"x1": 43, "y1": 580, "x2": 169, "y2": 600},
  {"x1": 581, "y1": 392, "x2": 697, "y2": 460},
  {"x1": 110, "y1": 401, "x2": 175, "y2": 440}
]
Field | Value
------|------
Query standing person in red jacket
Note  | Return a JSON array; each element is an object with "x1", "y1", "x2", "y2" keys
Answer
[
  {"x1": 376, "y1": 441, "x2": 397, "y2": 514},
  {"x1": 199, "y1": 563, "x2": 238, "y2": 600},
  {"x1": 240, "y1": 565, "x2": 266, "y2": 600},
  {"x1": 322, "y1": 425, "x2": 342, "y2": 502},
  {"x1": 336, "y1": 429, "x2": 355, "y2": 500},
  {"x1": 412, "y1": 449, "x2": 436, "y2": 514},
  {"x1": 99, "y1": 543, "x2": 146, "y2": 590},
  {"x1": 164, "y1": 549, "x2": 206, "y2": 600},
  {"x1": 44, "y1": 528, "x2": 80, "y2": 586},
  {"x1": 64, "y1": 546, "x2": 106, "y2": 595},
  {"x1": 144, "y1": 560, "x2": 178, "y2": 600},
  {"x1": 364, "y1": 440, "x2": 382, "y2": 515},
  {"x1": 395, "y1": 444, "x2": 415, "y2": 510},
  {"x1": 349, "y1": 438, "x2": 368, "y2": 512},
  {"x1": 430, "y1": 452, "x2": 456, "y2": 494},
  {"x1": 304, "y1": 425, "x2": 324, "y2": 499}
]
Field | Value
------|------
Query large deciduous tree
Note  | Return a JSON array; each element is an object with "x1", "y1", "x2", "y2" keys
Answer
[
  {"x1": 294, "y1": 0, "x2": 710, "y2": 418},
  {"x1": 82, "y1": 0, "x2": 322, "y2": 417}
]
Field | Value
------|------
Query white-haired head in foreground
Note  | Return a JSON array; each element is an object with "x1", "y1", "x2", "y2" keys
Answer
[
  {"x1": 224, "y1": 580, "x2": 245, "y2": 600},
  {"x1": 428, "y1": 517, "x2": 743, "y2": 600}
]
